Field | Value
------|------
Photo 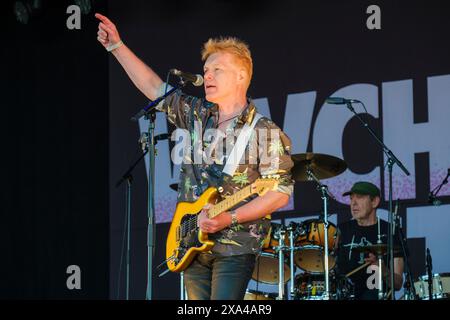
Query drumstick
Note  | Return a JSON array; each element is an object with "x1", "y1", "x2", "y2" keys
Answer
[
  {"x1": 345, "y1": 262, "x2": 371, "y2": 278},
  {"x1": 386, "y1": 289, "x2": 392, "y2": 299}
]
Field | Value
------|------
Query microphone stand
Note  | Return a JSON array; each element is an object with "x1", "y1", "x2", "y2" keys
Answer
[
  {"x1": 114, "y1": 133, "x2": 170, "y2": 299},
  {"x1": 131, "y1": 81, "x2": 186, "y2": 300},
  {"x1": 344, "y1": 101, "x2": 410, "y2": 300},
  {"x1": 115, "y1": 152, "x2": 144, "y2": 300}
]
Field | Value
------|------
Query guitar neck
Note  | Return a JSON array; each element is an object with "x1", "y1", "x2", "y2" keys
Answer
[{"x1": 208, "y1": 185, "x2": 252, "y2": 218}]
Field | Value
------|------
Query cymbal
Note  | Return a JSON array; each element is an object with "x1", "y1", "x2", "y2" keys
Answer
[
  {"x1": 291, "y1": 153, "x2": 347, "y2": 181},
  {"x1": 169, "y1": 183, "x2": 178, "y2": 191},
  {"x1": 353, "y1": 243, "x2": 401, "y2": 256}
]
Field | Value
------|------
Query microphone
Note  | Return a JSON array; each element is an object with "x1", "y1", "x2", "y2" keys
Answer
[
  {"x1": 170, "y1": 69, "x2": 203, "y2": 86},
  {"x1": 428, "y1": 192, "x2": 442, "y2": 206},
  {"x1": 325, "y1": 97, "x2": 361, "y2": 104}
]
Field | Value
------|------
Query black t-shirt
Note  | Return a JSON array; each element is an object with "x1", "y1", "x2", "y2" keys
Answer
[{"x1": 336, "y1": 219, "x2": 403, "y2": 300}]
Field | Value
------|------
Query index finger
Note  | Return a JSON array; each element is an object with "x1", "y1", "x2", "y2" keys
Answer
[{"x1": 95, "y1": 13, "x2": 113, "y2": 25}]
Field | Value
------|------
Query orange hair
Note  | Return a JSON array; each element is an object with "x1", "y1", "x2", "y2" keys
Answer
[{"x1": 201, "y1": 37, "x2": 253, "y2": 88}]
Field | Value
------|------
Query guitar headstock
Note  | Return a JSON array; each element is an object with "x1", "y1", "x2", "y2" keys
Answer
[{"x1": 251, "y1": 176, "x2": 280, "y2": 196}]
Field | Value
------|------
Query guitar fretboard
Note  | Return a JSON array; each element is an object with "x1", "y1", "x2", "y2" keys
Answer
[{"x1": 208, "y1": 185, "x2": 252, "y2": 218}]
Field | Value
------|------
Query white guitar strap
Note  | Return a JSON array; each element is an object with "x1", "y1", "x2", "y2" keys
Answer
[{"x1": 222, "y1": 113, "x2": 263, "y2": 177}]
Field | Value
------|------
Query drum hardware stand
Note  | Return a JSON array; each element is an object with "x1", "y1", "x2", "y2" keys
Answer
[
  {"x1": 276, "y1": 226, "x2": 287, "y2": 300},
  {"x1": 395, "y1": 202, "x2": 417, "y2": 300},
  {"x1": 342, "y1": 100, "x2": 410, "y2": 300},
  {"x1": 306, "y1": 166, "x2": 336, "y2": 300},
  {"x1": 180, "y1": 272, "x2": 187, "y2": 300},
  {"x1": 426, "y1": 248, "x2": 433, "y2": 300},
  {"x1": 376, "y1": 217, "x2": 385, "y2": 300},
  {"x1": 287, "y1": 222, "x2": 298, "y2": 300}
]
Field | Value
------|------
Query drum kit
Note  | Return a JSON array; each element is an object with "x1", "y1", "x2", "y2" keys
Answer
[
  {"x1": 245, "y1": 153, "x2": 450, "y2": 301},
  {"x1": 246, "y1": 152, "x2": 354, "y2": 300},
  {"x1": 246, "y1": 218, "x2": 351, "y2": 300}
]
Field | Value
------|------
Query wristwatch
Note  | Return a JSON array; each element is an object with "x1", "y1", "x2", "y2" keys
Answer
[{"x1": 230, "y1": 210, "x2": 239, "y2": 228}]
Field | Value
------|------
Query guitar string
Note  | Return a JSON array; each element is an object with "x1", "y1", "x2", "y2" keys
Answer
[{"x1": 183, "y1": 184, "x2": 262, "y2": 238}]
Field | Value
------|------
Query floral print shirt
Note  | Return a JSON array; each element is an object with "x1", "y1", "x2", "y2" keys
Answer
[{"x1": 157, "y1": 84, "x2": 294, "y2": 256}]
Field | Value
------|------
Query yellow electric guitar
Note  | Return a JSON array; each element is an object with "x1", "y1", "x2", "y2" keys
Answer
[{"x1": 165, "y1": 177, "x2": 279, "y2": 272}]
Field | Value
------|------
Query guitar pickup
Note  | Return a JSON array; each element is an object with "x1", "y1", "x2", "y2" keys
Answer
[{"x1": 176, "y1": 226, "x2": 180, "y2": 242}]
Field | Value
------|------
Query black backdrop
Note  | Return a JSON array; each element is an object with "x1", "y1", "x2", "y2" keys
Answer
[
  {"x1": 2, "y1": 0, "x2": 450, "y2": 300},
  {"x1": 1, "y1": 0, "x2": 109, "y2": 298}
]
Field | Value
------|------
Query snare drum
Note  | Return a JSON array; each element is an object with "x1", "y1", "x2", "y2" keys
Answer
[
  {"x1": 414, "y1": 273, "x2": 450, "y2": 300},
  {"x1": 294, "y1": 219, "x2": 339, "y2": 273},
  {"x1": 252, "y1": 223, "x2": 291, "y2": 284}
]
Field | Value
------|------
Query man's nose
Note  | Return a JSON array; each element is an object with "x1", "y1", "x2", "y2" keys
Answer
[{"x1": 204, "y1": 71, "x2": 213, "y2": 81}]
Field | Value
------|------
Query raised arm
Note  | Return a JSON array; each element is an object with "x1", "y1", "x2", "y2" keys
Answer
[{"x1": 95, "y1": 13, "x2": 163, "y2": 101}]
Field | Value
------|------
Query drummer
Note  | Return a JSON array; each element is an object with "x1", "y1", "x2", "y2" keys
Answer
[{"x1": 336, "y1": 181, "x2": 404, "y2": 300}]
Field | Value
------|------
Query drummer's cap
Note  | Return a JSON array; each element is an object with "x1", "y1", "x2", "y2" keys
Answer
[{"x1": 342, "y1": 181, "x2": 381, "y2": 197}]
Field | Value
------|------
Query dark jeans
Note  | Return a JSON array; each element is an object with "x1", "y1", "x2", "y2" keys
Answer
[{"x1": 184, "y1": 253, "x2": 256, "y2": 300}]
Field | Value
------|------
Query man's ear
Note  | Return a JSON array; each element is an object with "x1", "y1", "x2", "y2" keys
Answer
[
  {"x1": 372, "y1": 196, "x2": 381, "y2": 209},
  {"x1": 238, "y1": 69, "x2": 246, "y2": 83}
]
